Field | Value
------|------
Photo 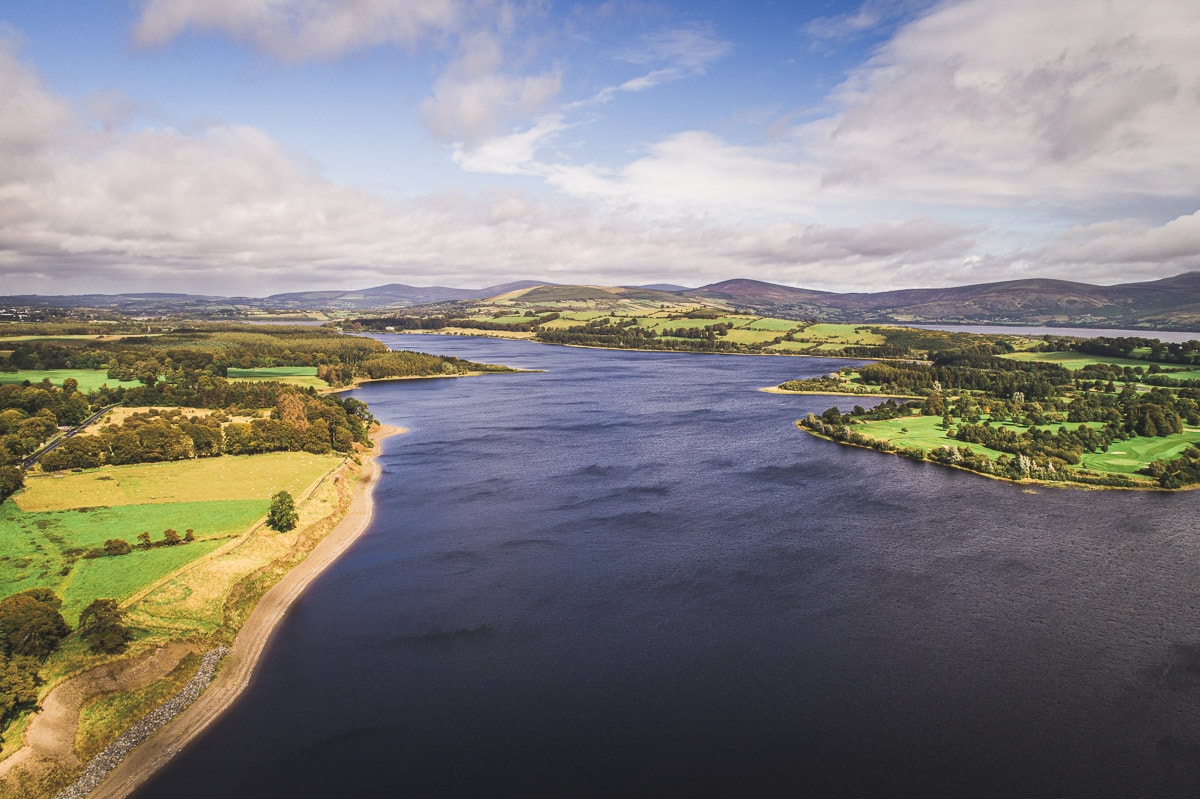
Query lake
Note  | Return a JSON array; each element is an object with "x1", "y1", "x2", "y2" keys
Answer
[{"x1": 135, "y1": 336, "x2": 1200, "y2": 798}]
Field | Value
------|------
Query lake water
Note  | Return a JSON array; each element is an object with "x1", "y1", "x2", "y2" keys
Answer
[{"x1": 136, "y1": 336, "x2": 1200, "y2": 798}]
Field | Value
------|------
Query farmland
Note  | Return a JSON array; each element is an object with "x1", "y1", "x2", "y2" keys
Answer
[
  {"x1": 0, "y1": 369, "x2": 140, "y2": 393},
  {"x1": 225, "y1": 366, "x2": 327, "y2": 389},
  {"x1": 3, "y1": 453, "x2": 341, "y2": 620}
]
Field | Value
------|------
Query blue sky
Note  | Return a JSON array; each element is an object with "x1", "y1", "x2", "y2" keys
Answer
[{"x1": 2, "y1": 0, "x2": 1198, "y2": 296}]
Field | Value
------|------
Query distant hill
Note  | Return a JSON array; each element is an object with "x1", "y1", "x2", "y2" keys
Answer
[
  {"x1": 690, "y1": 272, "x2": 1200, "y2": 329},
  {"x1": 5, "y1": 272, "x2": 1200, "y2": 330},
  {"x1": 265, "y1": 280, "x2": 552, "y2": 309}
]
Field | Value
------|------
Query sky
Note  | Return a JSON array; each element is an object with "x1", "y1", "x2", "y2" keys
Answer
[{"x1": 1, "y1": 0, "x2": 1199, "y2": 297}]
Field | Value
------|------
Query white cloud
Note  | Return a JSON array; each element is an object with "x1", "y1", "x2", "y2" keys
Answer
[
  {"x1": 1028, "y1": 212, "x2": 1200, "y2": 282},
  {"x1": 421, "y1": 30, "x2": 562, "y2": 147},
  {"x1": 0, "y1": 36, "x2": 973, "y2": 295},
  {"x1": 7, "y1": 2, "x2": 1200, "y2": 296},
  {"x1": 803, "y1": 0, "x2": 1200, "y2": 208},
  {"x1": 133, "y1": 0, "x2": 465, "y2": 60}
]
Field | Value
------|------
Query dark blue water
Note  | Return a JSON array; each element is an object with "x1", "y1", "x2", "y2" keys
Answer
[{"x1": 136, "y1": 336, "x2": 1200, "y2": 798}]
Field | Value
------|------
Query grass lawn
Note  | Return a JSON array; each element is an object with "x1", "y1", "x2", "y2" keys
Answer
[
  {"x1": 849, "y1": 414, "x2": 1008, "y2": 459},
  {"x1": 1081, "y1": 430, "x2": 1200, "y2": 474},
  {"x1": 17, "y1": 451, "x2": 341, "y2": 511},
  {"x1": 0, "y1": 369, "x2": 141, "y2": 393},
  {"x1": 1000, "y1": 351, "x2": 1155, "y2": 370},
  {"x1": 225, "y1": 366, "x2": 327, "y2": 389}
]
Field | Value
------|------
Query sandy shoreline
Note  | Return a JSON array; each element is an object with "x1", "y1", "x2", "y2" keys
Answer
[{"x1": 87, "y1": 423, "x2": 402, "y2": 799}]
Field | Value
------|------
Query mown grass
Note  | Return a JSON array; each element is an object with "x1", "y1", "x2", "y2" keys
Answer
[
  {"x1": 0, "y1": 369, "x2": 141, "y2": 393},
  {"x1": 60, "y1": 540, "x2": 227, "y2": 623},
  {"x1": 848, "y1": 414, "x2": 1008, "y2": 458},
  {"x1": 225, "y1": 366, "x2": 327, "y2": 389},
  {"x1": 17, "y1": 452, "x2": 341, "y2": 511},
  {"x1": 1081, "y1": 430, "x2": 1200, "y2": 474}
]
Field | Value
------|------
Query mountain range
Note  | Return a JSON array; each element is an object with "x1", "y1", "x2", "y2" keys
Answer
[{"x1": 5, "y1": 272, "x2": 1200, "y2": 330}]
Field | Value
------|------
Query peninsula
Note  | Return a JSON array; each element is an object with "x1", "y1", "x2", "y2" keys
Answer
[{"x1": 780, "y1": 336, "x2": 1200, "y2": 489}]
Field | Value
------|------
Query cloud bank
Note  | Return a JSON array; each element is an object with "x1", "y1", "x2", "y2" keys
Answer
[{"x1": 1, "y1": 0, "x2": 1198, "y2": 295}]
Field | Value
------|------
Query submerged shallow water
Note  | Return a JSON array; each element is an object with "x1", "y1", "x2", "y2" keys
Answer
[{"x1": 137, "y1": 336, "x2": 1200, "y2": 798}]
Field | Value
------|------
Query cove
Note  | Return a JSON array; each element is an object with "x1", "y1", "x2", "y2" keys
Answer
[{"x1": 134, "y1": 335, "x2": 1200, "y2": 798}]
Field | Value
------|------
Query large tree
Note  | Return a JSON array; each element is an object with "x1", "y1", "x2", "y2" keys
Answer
[
  {"x1": 267, "y1": 490, "x2": 299, "y2": 532},
  {"x1": 78, "y1": 598, "x2": 132, "y2": 654}
]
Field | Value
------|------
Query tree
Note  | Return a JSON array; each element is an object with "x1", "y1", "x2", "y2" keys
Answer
[
  {"x1": 0, "y1": 467, "x2": 23, "y2": 504},
  {"x1": 0, "y1": 591, "x2": 69, "y2": 659},
  {"x1": 78, "y1": 599, "x2": 132, "y2": 654},
  {"x1": 103, "y1": 538, "x2": 132, "y2": 556},
  {"x1": 0, "y1": 653, "x2": 39, "y2": 726},
  {"x1": 266, "y1": 490, "x2": 299, "y2": 532}
]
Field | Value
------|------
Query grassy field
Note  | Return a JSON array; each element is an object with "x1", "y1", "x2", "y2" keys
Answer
[
  {"x1": 1000, "y1": 351, "x2": 1158, "y2": 370},
  {"x1": 225, "y1": 366, "x2": 327, "y2": 389},
  {"x1": 2, "y1": 451, "x2": 340, "y2": 621},
  {"x1": 1081, "y1": 430, "x2": 1200, "y2": 474},
  {"x1": 847, "y1": 415, "x2": 1008, "y2": 459},
  {"x1": 0, "y1": 369, "x2": 141, "y2": 393},
  {"x1": 799, "y1": 323, "x2": 887, "y2": 344},
  {"x1": 742, "y1": 317, "x2": 799, "y2": 332},
  {"x1": 17, "y1": 452, "x2": 340, "y2": 511}
]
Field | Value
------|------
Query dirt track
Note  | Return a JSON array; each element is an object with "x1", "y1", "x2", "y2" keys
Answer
[{"x1": 0, "y1": 643, "x2": 194, "y2": 785}]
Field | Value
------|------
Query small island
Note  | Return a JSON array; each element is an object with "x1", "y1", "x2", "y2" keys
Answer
[{"x1": 781, "y1": 335, "x2": 1200, "y2": 490}]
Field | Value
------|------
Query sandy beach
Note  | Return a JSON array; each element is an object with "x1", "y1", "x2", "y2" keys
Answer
[{"x1": 82, "y1": 423, "x2": 402, "y2": 799}]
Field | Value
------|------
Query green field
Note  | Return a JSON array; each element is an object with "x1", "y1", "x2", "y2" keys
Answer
[
  {"x1": 0, "y1": 500, "x2": 262, "y2": 621},
  {"x1": 1000, "y1": 351, "x2": 1157, "y2": 370},
  {"x1": 800, "y1": 324, "x2": 887, "y2": 344},
  {"x1": 0, "y1": 369, "x2": 141, "y2": 393},
  {"x1": 847, "y1": 415, "x2": 1007, "y2": 458},
  {"x1": 2, "y1": 452, "x2": 341, "y2": 621},
  {"x1": 742, "y1": 317, "x2": 799, "y2": 332},
  {"x1": 1080, "y1": 430, "x2": 1200, "y2": 474},
  {"x1": 17, "y1": 451, "x2": 341, "y2": 511},
  {"x1": 225, "y1": 365, "x2": 327, "y2": 389}
]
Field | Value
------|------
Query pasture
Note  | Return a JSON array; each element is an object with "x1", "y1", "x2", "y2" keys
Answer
[
  {"x1": 2, "y1": 452, "x2": 343, "y2": 619},
  {"x1": 17, "y1": 452, "x2": 341, "y2": 511},
  {"x1": 225, "y1": 366, "x2": 327, "y2": 389},
  {"x1": 0, "y1": 369, "x2": 141, "y2": 393}
]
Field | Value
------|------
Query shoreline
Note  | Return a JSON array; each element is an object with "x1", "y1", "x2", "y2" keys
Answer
[
  {"x1": 381, "y1": 329, "x2": 874, "y2": 360},
  {"x1": 794, "y1": 424, "x2": 1186, "y2": 492},
  {"x1": 86, "y1": 423, "x2": 402, "y2": 799}
]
